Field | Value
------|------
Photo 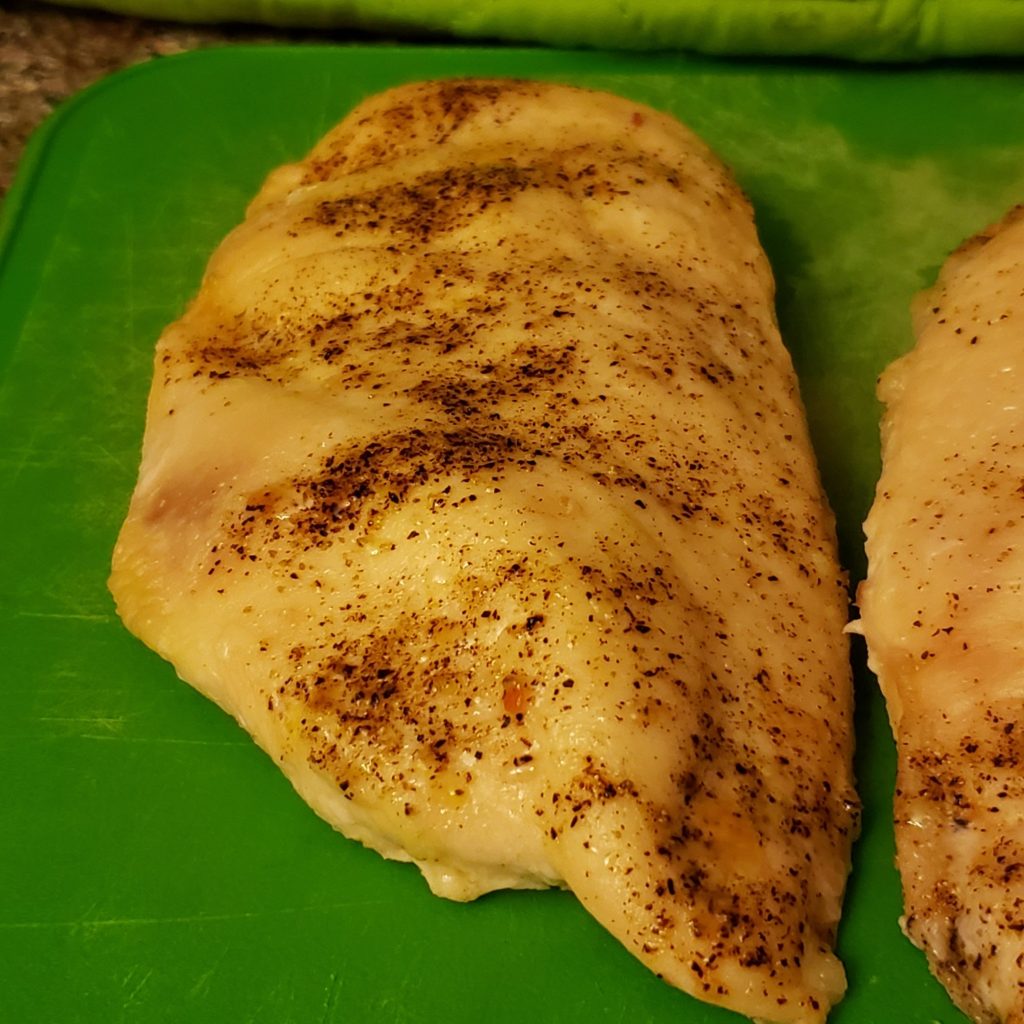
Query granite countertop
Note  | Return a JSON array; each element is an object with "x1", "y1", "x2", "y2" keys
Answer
[{"x1": 0, "y1": 1, "x2": 378, "y2": 200}]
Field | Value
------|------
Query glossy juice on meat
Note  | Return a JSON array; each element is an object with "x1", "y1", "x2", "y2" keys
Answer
[
  {"x1": 111, "y1": 79, "x2": 858, "y2": 1024},
  {"x1": 859, "y1": 206, "x2": 1024, "y2": 1024}
]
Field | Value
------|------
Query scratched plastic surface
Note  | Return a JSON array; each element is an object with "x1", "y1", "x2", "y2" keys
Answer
[{"x1": 1, "y1": 45, "x2": 1022, "y2": 1024}]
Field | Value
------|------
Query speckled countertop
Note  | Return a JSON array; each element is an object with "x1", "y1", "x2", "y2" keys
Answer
[{"x1": 0, "y1": 1, "x2": 392, "y2": 199}]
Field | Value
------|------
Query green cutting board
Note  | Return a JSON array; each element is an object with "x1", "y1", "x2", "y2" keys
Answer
[{"x1": 2, "y1": 45, "x2": 1022, "y2": 1024}]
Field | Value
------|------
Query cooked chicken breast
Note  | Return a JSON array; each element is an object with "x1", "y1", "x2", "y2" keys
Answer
[
  {"x1": 110, "y1": 79, "x2": 858, "y2": 1023},
  {"x1": 858, "y1": 205, "x2": 1024, "y2": 1023}
]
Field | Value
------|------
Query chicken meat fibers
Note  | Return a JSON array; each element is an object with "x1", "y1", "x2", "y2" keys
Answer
[
  {"x1": 859, "y1": 205, "x2": 1024, "y2": 1024},
  {"x1": 110, "y1": 79, "x2": 859, "y2": 1023}
]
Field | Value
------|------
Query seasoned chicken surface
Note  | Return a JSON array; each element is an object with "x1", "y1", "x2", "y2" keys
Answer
[
  {"x1": 110, "y1": 79, "x2": 858, "y2": 1023},
  {"x1": 859, "y1": 205, "x2": 1024, "y2": 1023}
]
